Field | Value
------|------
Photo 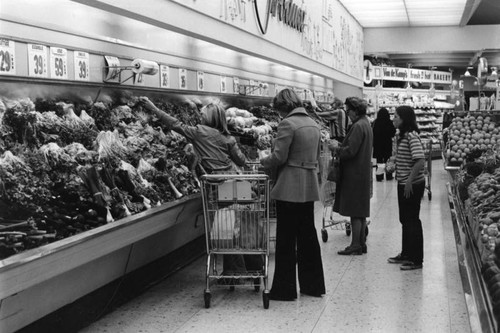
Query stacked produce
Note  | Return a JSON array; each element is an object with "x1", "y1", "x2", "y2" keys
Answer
[
  {"x1": 445, "y1": 113, "x2": 500, "y2": 166},
  {"x1": 0, "y1": 96, "x2": 204, "y2": 259}
]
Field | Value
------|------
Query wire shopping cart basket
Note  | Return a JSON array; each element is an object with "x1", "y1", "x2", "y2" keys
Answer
[{"x1": 200, "y1": 172, "x2": 271, "y2": 309}]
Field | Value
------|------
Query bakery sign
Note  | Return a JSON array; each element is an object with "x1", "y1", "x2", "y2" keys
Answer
[
  {"x1": 366, "y1": 64, "x2": 452, "y2": 84},
  {"x1": 254, "y1": 0, "x2": 306, "y2": 34}
]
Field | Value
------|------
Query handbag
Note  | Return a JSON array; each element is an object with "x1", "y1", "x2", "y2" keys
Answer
[{"x1": 327, "y1": 156, "x2": 340, "y2": 182}]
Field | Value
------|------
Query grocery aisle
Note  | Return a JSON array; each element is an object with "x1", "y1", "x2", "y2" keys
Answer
[{"x1": 80, "y1": 160, "x2": 471, "y2": 333}]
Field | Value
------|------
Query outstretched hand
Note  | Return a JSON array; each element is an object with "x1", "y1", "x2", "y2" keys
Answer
[{"x1": 139, "y1": 96, "x2": 156, "y2": 112}]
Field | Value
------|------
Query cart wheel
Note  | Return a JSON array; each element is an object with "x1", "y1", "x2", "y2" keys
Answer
[
  {"x1": 204, "y1": 291, "x2": 211, "y2": 308},
  {"x1": 428, "y1": 191, "x2": 432, "y2": 200},
  {"x1": 321, "y1": 229, "x2": 328, "y2": 242},
  {"x1": 263, "y1": 291, "x2": 270, "y2": 309},
  {"x1": 346, "y1": 223, "x2": 351, "y2": 236},
  {"x1": 365, "y1": 226, "x2": 369, "y2": 237},
  {"x1": 254, "y1": 278, "x2": 260, "y2": 292}
]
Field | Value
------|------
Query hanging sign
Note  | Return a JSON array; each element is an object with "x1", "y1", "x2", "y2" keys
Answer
[
  {"x1": 28, "y1": 44, "x2": 48, "y2": 78},
  {"x1": 363, "y1": 60, "x2": 373, "y2": 84},
  {"x1": 74, "y1": 51, "x2": 90, "y2": 81},
  {"x1": 50, "y1": 47, "x2": 68, "y2": 79},
  {"x1": 197, "y1": 71, "x2": 205, "y2": 91},
  {"x1": 220, "y1": 76, "x2": 227, "y2": 93},
  {"x1": 160, "y1": 65, "x2": 170, "y2": 88},
  {"x1": 233, "y1": 77, "x2": 239, "y2": 94},
  {"x1": 179, "y1": 68, "x2": 187, "y2": 89},
  {"x1": 0, "y1": 39, "x2": 16, "y2": 76},
  {"x1": 370, "y1": 65, "x2": 452, "y2": 84}
]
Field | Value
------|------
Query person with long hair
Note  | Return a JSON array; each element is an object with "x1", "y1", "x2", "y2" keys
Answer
[
  {"x1": 372, "y1": 107, "x2": 396, "y2": 181},
  {"x1": 329, "y1": 97, "x2": 373, "y2": 255},
  {"x1": 387, "y1": 105, "x2": 425, "y2": 270},
  {"x1": 140, "y1": 97, "x2": 261, "y2": 276},
  {"x1": 260, "y1": 88, "x2": 325, "y2": 301}
]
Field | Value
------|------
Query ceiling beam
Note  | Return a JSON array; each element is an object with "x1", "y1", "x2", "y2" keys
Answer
[{"x1": 460, "y1": 0, "x2": 484, "y2": 26}]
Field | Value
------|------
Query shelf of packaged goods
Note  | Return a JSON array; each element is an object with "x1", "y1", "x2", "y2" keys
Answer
[
  {"x1": 447, "y1": 182, "x2": 498, "y2": 333},
  {"x1": 0, "y1": 194, "x2": 205, "y2": 333}
]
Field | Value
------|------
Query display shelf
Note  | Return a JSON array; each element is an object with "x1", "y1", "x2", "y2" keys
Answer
[{"x1": 447, "y1": 182, "x2": 497, "y2": 333}]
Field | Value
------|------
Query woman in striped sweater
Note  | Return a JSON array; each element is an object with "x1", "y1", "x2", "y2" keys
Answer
[{"x1": 388, "y1": 106, "x2": 426, "y2": 271}]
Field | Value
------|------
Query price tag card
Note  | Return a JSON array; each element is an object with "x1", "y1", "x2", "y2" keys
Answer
[
  {"x1": 179, "y1": 68, "x2": 187, "y2": 90},
  {"x1": 197, "y1": 71, "x2": 205, "y2": 91},
  {"x1": 233, "y1": 77, "x2": 239, "y2": 94},
  {"x1": 74, "y1": 51, "x2": 90, "y2": 81},
  {"x1": 50, "y1": 47, "x2": 68, "y2": 79},
  {"x1": 249, "y1": 80, "x2": 255, "y2": 95},
  {"x1": 134, "y1": 73, "x2": 146, "y2": 86},
  {"x1": 0, "y1": 39, "x2": 16, "y2": 76},
  {"x1": 220, "y1": 76, "x2": 227, "y2": 93},
  {"x1": 160, "y1": 65, "x2": 170, "y2": 88},
  {"x1": 28, "y1": 44, "x2": 48, "y2": 78}
]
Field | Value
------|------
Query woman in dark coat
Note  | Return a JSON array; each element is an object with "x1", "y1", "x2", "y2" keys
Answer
[
  {"x1": 372, "y1": 107, "x2": 396, "y2": 181},
  {"x1": 329, "y1": 97, "x2": 373, "y2": 255}
]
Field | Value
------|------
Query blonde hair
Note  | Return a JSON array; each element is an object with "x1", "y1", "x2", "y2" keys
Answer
[{"x1": 201, "y1": 103, "x2": 230, "y2": 135}]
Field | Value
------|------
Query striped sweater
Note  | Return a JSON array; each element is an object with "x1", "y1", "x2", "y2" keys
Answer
[{"x1": 395, "y1": 131, "x2": 425, "y2": 184}]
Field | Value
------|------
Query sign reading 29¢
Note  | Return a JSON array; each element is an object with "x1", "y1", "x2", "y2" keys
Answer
[
  {"x1": 0, "y1": 39, "x2": 16, "y2": 76},
  {"x1": 50, "y1": 47, "x2": 68, "y2": 79},
  {"x1": 28, "y1": 44, "x2": 48, "y2": 78}
]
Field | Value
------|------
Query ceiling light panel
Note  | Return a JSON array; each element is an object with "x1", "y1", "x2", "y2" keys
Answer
[
  {"x1": 405, "y1": 0, "x2": 467, "y2": 26},
  {"x1": 338, "y1": 0, "x2": 409, "y2": 27}
]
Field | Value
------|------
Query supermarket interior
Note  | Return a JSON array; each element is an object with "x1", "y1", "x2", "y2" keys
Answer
[{"x1": 0, "y1": 1, "x2": 500, "y2": 332}]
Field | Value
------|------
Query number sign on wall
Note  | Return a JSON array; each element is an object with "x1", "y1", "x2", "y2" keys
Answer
[
  {"x1": 50, "y1": 47, "x2": 68, "y2": 79},
  {"x1": 74, "y1": 51, "x2": 90, "y2": 81},
  {"x1": 0, "y1": 39, "x2": 16, "y2": 76},
  {"x1": 28, "y1": 43, "x2": 48, "y2": 78}
]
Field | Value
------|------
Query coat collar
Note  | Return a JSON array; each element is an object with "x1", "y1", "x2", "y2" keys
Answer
[{"x1": 285, "y1": 107, "x2": 308, "y2": 119}]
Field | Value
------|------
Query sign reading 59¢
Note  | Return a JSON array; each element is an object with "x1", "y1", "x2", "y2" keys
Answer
[
  {"x1": 74, "y1": 51, "x2": 90, "y2": 81},
  {"x1": 50, "y1": 47, "x2": 68, "y2": 79},
  {"x1": 0, "y1": 39, "x2": 16, "y2": 75},
  {"x1": 28, "y1": 44, "x2": 48, "y2": 78}
]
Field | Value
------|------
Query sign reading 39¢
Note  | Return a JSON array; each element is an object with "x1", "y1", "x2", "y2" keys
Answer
[
  {"x1": 74, "y1": 51, "x2": 90, "y2": 81},
  {"x1": 50, "y1": 47, "x2": 68, "y2": 79},
  {"x1": 28, "y1": 44, "x2": 48, "y2": 78},
  {"x1": 0, "y1": 39, "x2": 16, "y2": 75}
]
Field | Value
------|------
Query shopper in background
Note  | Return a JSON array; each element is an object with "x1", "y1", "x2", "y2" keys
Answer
[
  {"x1": 329, "y1": 97, "x2": 373, "y2": 255},
  {"x1": 260, "y1": 88, "x2": 325, "y2": 301},
  {"x1": 387, "y1": 105, "x2": 425, "y2": 270},
  {"x1": 372, "y1": 107, "x2": 396, "y2": 181},
  {"x1": 139, "y1": 97, "x2": 262, "y2": 276},
  {"x1": 316, "y1": 97, "x2": 350, "y2": 142}
]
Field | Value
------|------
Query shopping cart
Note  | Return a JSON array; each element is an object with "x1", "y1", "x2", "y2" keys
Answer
[
  {"x1": 423, "y1": 139, "x2": 433, "y2": 200},
  {"x1": 200, "y1": 172, "x2": 271, "y2": 309},
  {"x1": 319, "y1": 142, "x2": 370, "y2": 242}
]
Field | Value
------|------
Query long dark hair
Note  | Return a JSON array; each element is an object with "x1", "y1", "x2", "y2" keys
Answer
[
  {"x1": 395, "y1": 105, "x2": 419, "y2": 142},
  {"x1": 375, "y1": 107, "x2": 391, "y2": 123}
]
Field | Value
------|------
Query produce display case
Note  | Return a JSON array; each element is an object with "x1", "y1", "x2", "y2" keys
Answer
[
  {"x1": 0, "y1": 80, "x2": 276, "y2": 332},
  {"x1": 444, "y1": 110, "x2": 500, "y2": 333}
]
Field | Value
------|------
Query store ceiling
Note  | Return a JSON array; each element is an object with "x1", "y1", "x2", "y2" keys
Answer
[{"x1": 339, "y1": 0, "x2": 500, "y2": 71}]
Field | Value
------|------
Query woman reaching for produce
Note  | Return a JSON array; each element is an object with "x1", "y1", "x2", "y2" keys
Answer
[{"x1": 139, "y1": 96, "x2": 261, "y2": 276}]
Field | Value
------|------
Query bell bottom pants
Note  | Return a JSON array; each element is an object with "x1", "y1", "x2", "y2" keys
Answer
[
  {"x1": 270, "y1": 200, "x2": 325, "y2": 298},
  {"x1": 397, "y1": 181, "x2": 425, "y2": 265}
]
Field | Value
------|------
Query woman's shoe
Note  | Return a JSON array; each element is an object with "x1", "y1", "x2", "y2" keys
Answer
[{"x1": 337, "y1": 246, "x2": 363, "y2": 255}]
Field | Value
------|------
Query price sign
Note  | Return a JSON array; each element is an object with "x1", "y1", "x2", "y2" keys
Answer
[
  {"x1": 28, "y1": 44, "x2": 48, "y2": 78},
  {"x1": 0, "y1": 39, "x2": 16, "y2": 75},
  {"x1": 197, "y1": 71, "x2": 205, "y2": 91},
  {"x1": 74, "y1": 51, "x2": 90, "y2": 81},
  {"x1": 249, "y1": 80, "x2": 255, "y2": 95},
  {"x1": 50, "y1": 47, "x2": 68, "y2": 79},
  {"x1": 179, "y1": 68, "x2": 187, "y2": 90},
  {"x1": 233, "y1": 77, "x2": 239, "y2": 94},
  {"x1": 160, "y1": 65, "x2": 170, "y2": 88},
  {"x1": 220, "y1": 76, "x2": 227, "y2": 93}
]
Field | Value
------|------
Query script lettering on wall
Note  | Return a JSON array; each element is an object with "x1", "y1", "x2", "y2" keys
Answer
[{"x1": 254, "y1": 0, "x2": 306, "y2": 34}]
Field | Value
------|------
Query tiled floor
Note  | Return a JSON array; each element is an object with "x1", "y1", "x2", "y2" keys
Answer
[{"x1": 80, "y1": 160, "x2": 472, "y2": 333}]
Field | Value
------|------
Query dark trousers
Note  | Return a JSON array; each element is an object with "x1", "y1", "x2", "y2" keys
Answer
[
  {"x1": 271, "y1": 201, "x2": 325, "y2": 298},
  {"x1": 397, "y1": 182, "x2": 425, "y2": 264}
]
